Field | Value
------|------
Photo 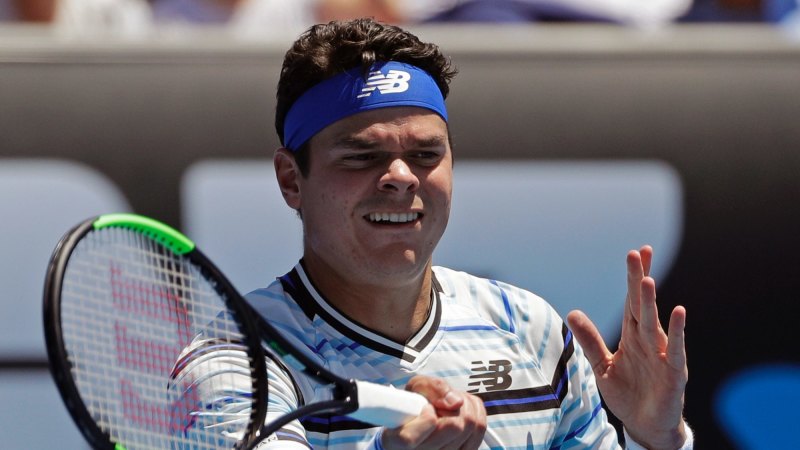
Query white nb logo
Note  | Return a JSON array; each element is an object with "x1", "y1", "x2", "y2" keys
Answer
[{"x1": 357, "y1": 69, "x2": 411, "y2": 98}]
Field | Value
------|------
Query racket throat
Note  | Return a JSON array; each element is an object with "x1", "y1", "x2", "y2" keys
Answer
[{"x1": 335, "y1": 379, "x2": 360, "y2": 414}]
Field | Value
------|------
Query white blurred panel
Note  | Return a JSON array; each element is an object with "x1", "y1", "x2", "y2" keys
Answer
[
  {"x1": 0, "y1": 159, "x2": 131, "y2": 359},
  {"x1": 181, "y1": 160, "x2": 303, "y2": 294}
]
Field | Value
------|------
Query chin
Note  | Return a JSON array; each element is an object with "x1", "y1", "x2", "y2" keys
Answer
[{"x1": 370, "y1": 253, "x2": 430, "y2": 277}]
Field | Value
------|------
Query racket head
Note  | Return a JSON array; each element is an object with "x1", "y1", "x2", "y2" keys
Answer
[{"x1": 43, "y1": 214, "x2": 268, "y2": 450}]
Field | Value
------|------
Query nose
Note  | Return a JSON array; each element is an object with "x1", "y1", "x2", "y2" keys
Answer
[{"x1": 378, "y1": 158, "x2": 419, "y2": 193}]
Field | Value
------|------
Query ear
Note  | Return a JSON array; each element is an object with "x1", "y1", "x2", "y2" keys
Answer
[{"x1": 274, "y1": 148, "x2": 302, "y2": 211}]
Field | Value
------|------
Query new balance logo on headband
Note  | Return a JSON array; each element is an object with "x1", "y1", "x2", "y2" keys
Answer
[
  {"x1": 284, "y1": 62, "x2": 446, "y2": 151},
  {"x1": 357, "y1": 70, "x2": 411, "y2": 98}
]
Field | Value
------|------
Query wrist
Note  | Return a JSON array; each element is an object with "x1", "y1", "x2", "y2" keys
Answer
[{"x1": 624, "y1": 420, "x2": 693, "y2": 450}]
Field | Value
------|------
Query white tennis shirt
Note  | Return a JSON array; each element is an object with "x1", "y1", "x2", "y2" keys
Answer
[{"x1": 242, "y1": 262, "x2": 622, "y2": 449}]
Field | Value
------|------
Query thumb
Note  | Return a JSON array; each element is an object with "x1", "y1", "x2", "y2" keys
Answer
[{"x1": 566, "y1": 310, "x2": 611, "y2": 369}]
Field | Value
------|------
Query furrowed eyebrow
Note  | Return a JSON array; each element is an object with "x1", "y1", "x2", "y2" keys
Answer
[
  {"x1": 333, "y1": 135, "x2": 447, "y2": 149},
  {"x1": 414, "y1": 135, "x2": 447, "y2": 149},
  {"x1": 332, "y1": 136, "x2": 380, "y2": 150}
]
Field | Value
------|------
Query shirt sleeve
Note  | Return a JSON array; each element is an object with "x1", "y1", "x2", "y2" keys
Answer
[
  {"x1": 167, "y1": 312, "x2": 312, "y2": 449},
  {"x1": 167, "y1": 330, "x2": 261, "y2": 449},
  {"x1": 253, "y1": 354, "x2": 313, "y2": 449}
]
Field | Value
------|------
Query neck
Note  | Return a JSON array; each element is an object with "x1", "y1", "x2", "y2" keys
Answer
[{"x1": 301, "y1": 257, "x2": 433, "y2": 343}]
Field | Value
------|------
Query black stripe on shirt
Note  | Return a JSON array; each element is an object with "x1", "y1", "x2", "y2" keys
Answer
[
  {"x1": 280, "y1": 265, "x2": 412, "y2": 361},
  {"x1": 476, "y1": 386, "x2": 561, "y2": 415},
  {"x1": 279, "y1": 268, "x2": 317, "y2": 321},
  {"x1": 279, "y1": 262, "x2": 440, "y2": 363},
  {"x1": 407, "y1": 276, "x2": 442, "y2": 352},
  {"x1": 475, "y1": 324, "x2": 576, "y2": 416},
  {"x1": 301, "y1": 414, "x2": 375, "y2": 434},
  {"x1": 550, "y1": 323, "x2": 575, "y2": 404}
]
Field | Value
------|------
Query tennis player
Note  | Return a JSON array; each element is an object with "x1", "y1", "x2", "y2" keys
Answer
[{"x1": 244, "y1": 18, "x2": 692, "y2": 449}]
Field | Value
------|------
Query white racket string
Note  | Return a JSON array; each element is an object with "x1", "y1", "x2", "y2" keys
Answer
[{"x1": 59, "y1": 227, "x2": 257, "y2": 450}]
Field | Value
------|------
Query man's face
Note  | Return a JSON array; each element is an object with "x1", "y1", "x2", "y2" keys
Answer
[{"x1": 295, "y1": 106, "x2": 452, "y2": 286}]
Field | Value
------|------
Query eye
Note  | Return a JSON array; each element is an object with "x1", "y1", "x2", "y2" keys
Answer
[
  {"x1": 409, "y1": 150, "x2": 444, "y2": 165},
  {"x1": 341, "y1": 153, "x2": 382, "y2": 166},
  {"x1": 344, "y1": 153, "x2": 377, "y2": 161},
  {"x1": 414, "y1": 151, "x2": 439, "y2": 159},
  {"x1": 339, "y1": 151, "x2": 384, "y2": 168}
]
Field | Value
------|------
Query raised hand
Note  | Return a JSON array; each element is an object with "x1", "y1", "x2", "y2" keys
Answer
[{"x1": 566, "y1": 246, "x2": 688, "y2": 450}]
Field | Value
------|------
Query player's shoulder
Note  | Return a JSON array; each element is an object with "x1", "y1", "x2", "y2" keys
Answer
[
  {"x1": 431, "y1": 265, "x2": 561, "y2": 327},
  {"x1": 244, "y1": 276, "x2": 312, "y2": 331},
  {"x1": 244, "y1": 276, "x2": 289, "y2": 305}
]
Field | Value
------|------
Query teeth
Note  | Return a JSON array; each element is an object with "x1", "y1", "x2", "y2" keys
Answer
[{"x1": 368, "y1": 212, "x2": 419, "y2": 223}]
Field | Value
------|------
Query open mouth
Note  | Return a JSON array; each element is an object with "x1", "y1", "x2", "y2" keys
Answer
[{"x1": 365, "y1": 212, "x2": 421, "y2": 224}]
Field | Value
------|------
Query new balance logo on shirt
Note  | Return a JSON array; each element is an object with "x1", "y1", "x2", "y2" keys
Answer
[
  {"x1": 468, "y1": 359, "x2": 513, "y2": 393},
  {"x1": 357, "y1": 70, "x2": 411, "y2": 98}
]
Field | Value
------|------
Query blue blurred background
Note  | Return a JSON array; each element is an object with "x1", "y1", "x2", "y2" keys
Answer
[{"x1": 2, "y1": 1, "x2": 800, "y2": 448}]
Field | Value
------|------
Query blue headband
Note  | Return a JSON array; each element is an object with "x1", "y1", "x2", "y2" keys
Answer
[{"x1": 283, "y1": 61, "x2": 448, "y2": 151}]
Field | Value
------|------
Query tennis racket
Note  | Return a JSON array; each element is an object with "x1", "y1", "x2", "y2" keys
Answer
[{"x1": 43, "y1": 213, "x2": 428, "y2": 450}]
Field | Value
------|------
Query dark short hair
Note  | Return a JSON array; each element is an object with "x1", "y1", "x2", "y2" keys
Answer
[{"x1": 275, "y1": 18, "x2": 457, "y2": 174}]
